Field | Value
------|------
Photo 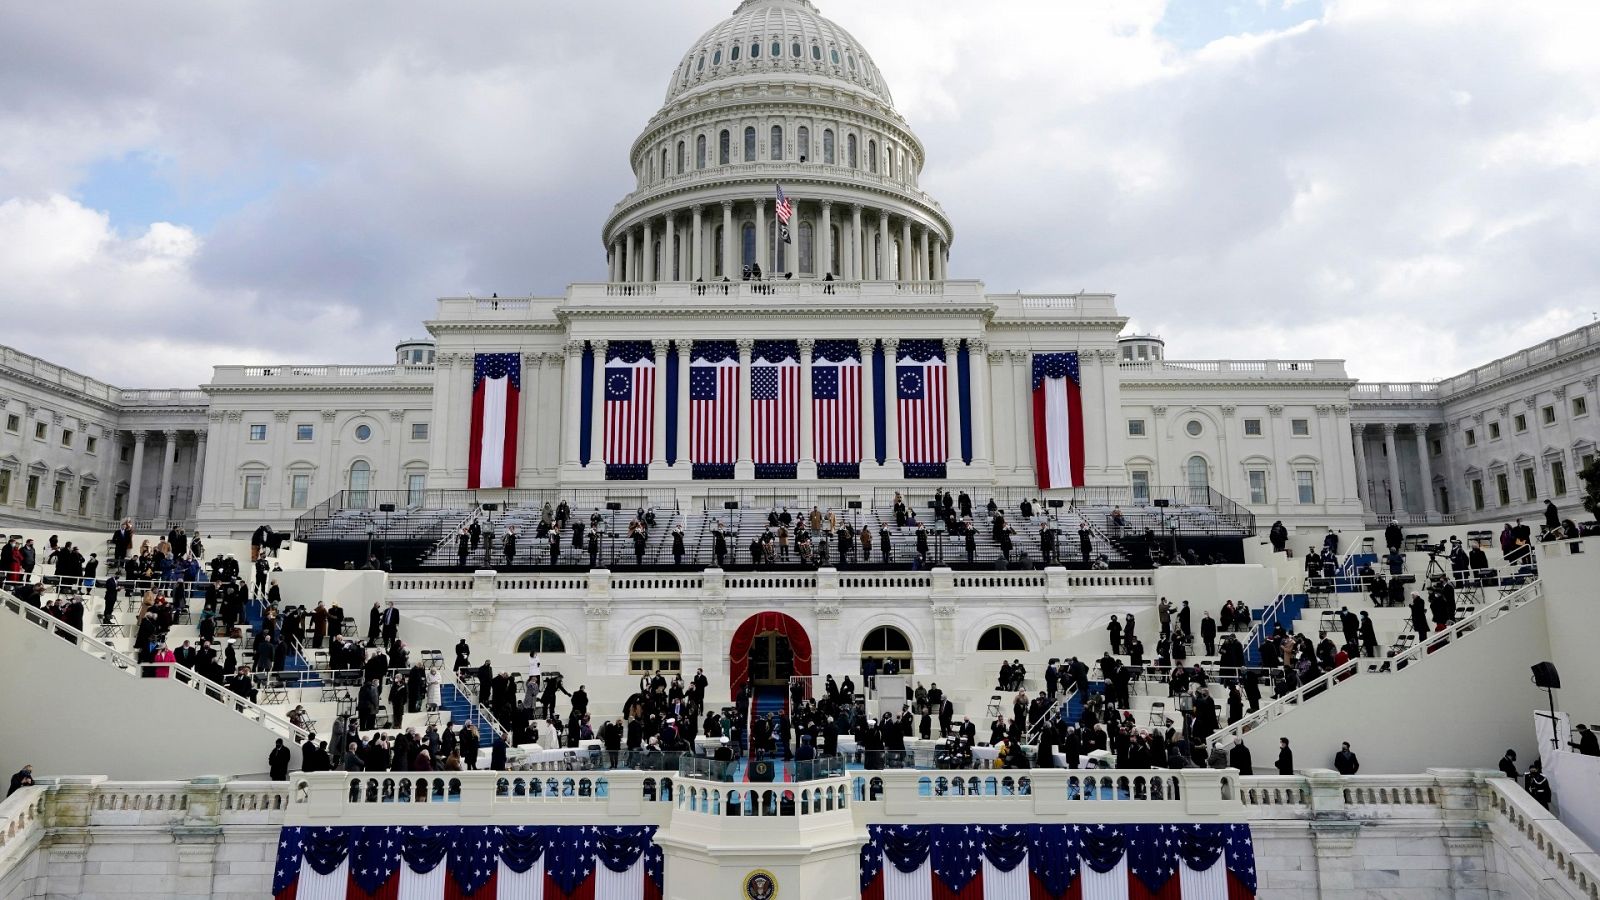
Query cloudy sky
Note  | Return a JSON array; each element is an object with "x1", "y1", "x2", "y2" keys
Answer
[{"x1": 2, "y1": 0, "x2": 1597, "y2": 387}]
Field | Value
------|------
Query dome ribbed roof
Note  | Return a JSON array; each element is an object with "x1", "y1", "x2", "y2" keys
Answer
[{"x1": 665, "y1": 0, "x2": 893, "y2": 106}]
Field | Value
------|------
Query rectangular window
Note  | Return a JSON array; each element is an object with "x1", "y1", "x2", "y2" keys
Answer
[
  {"x1": 1584, "y1": 453, "x2": 1596, "y2": 471},
  {"x1": 1471, "y1": 479, "x2": 1484, "y2": 511},
  {"x1": 60, "y1": 429, "x2": 73, "y2": 448},
  {"x1": 1291, "y1": 418, "x2": 1310, "y2": 436},
  {"x1": 1514, "y1": 414, "x2": 1527, "y2": 433},
  {"x1": 120, "y1": 445, "x2": 131, "y2": 462},
  {"x1": 4, "y1": 414, "x2": 16, "y2": 433},
  {"x1": 0, "y1": 470, "x2": 9, "y2": 504},
  {"x1": 1574, "y1": 396, "x2": 1589, "y2": 417},
  {"x1": 411, "y1": 423, "x2": 429, "y2": 441},
  {"x1": 1430, "y1": 438, "x2": 1442, "y2": 456},
  {"x1": 249, "y1": 424, "x2": 267, "y2": 441},
  {"x1": 296, "y1": 424, "x2": 314, "y2": 441},
  {"x1": 25, "y1": 475, "x2": 39, "y2": 509},
  {"x1": 1522, "y1": 467, "x2": 1537, "y2": 501},
  {"x1": 1121, "y1": 346, "x2": 1133, "y2": 361},
  {"x1": 1243, "y1": 419, "x2": 1262, "y2": 436},
  {"x1": 86, "y1": 435, "x2": 97, "y2": 454},
  {"x1": 408, "y1": 473, "x2": 426, "y2": 507},
  {"x1": 1248, "y1": 470, "x2": 1268, "y2": 504},
  {"x1": 1130, "y1": 471, "x2": 1150, "y2": 502},
  {"x1": 34, "y1": 422, "x2": 47, "y2": 440},
  {"x1": 1296, "y1": 470, "x2": 1316, "y2": 504},
  {"x1": 1496, "y1": 472, "x2": 1511, "y2": 506},
  {"x1": 113, "y1": 492, "x2": 125, "y2": 520},
  {"x1": 290, "y1": 474, "x2": 310, "y2": 509},
  {"x1": 1489, "y1": 422, "x2": 1501, "y2": 440},
  {"x1": 1552, "y1": 461, "x2": 1567, "y2": 496},
  {"x1": 243, "y1": 475, "x2": 263, "y2": 509},
  {"x1": 1127, "y1": 419, "x2": 1146, "y2": 437},
  {"x1": 51, "y1": 479, "x2": 65, "y2": 512},
  {"x1": 1465, "y1": 428, "x2": 1476, "y2": 447},
  {"x1": 77, "y1": 486, "x2": 90, "y2": 517},
  {"x1": 1542, "y1": 405, "x2": 1556, "y2": 425}
]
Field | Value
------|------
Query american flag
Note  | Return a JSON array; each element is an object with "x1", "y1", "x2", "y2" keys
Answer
[
  {"x1": 604, "y1": 342, "x2": 655, "y2": 470},
  {"x1": 812, "y1": 340, "x2": 861, "y2": 468},
  {"x1": 467, "y1": 353, "x2": 521, "y2": 489},
  {"x1": 690, "y1": 342, "x2": 739, "y2": 468},
  {"x1": 896, "y1": 339, "x2": 948, "y2": 467},
  {"x1": 775, "y1": 184, "x2": 793, "y2": 243},
  {"x1": 752, "y1": 341, "x2": 798, "y2": 467}
]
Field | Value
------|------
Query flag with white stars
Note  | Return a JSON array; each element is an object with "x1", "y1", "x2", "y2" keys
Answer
[
  {"x1": 751, "y1": 340, "x2": 799, "y2": 468},
  {"x1": 1031, "y1": 351, "x2": 1086, "y2": 489},
  {"x1": 604, "y1": 341, "x2": 656, "y2": 471},
  {"x1": 690, "y1": 341, "x2": 739, "y2": 470},
  {"x1": 810, "y1": 339, "x2": 862, "y2": 469},
  {"x1": 895, "y1": 339, "x2": 949, "y2": 473},
  {"x1": 468, "y1": 352, "x2": 522, "y2": 489},
  {"x1": 271, "y1": 827, "x2": 306, "y2": 896}
]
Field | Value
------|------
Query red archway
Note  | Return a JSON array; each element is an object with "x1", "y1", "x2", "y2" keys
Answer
[{"x1": 728, "y1": 611, "x2": 813, "y2": 697}]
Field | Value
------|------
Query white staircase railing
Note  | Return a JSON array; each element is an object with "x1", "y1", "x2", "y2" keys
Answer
[
  {"x1": 0, "y1": 590, "x2": 309, "y2": 743},
  {"x1": 449, "y1": 670, "x2": 510, "y2": 742},
  {"x1": 1211, "y1": 578, "x2": 1544, "y2": 747}
]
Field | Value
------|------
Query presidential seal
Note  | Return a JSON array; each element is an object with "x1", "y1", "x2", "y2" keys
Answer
[{"x1": 742, "y1": 869, "x2": 778, "y2": 900}]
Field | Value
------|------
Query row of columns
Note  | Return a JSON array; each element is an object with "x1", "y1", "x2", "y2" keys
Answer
[
  {"x1": 564, "y1": 337, "x2": 986, "y2": 476},
  {"x1": 607, "y1": 198, "x2": 949, "y2": 284},
  {"x1": 1353, "y1": 422, "x2": 1437, "y2": 520},
  {"x1": 123, "y1": 428, "x2": 206, "y2": 524}
]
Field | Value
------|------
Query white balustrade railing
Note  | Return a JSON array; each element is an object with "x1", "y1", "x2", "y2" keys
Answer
[{"x1": 0, "y1": 786, "x2": 47, "y2": 870}]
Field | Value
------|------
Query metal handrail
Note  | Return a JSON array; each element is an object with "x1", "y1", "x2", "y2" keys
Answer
[
  {"x1": 0, "y1": 591, "x2": 308, "y2": 742},
  {"x1": 450, "y1": 671, "x2": 510, "y2": 742}
]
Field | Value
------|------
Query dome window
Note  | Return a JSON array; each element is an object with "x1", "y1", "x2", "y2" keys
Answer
[
  {"x1": 847, "y1": 53, "x2": 856, "y2": 71},
  {"x1": 731, "y1": 44, "x2": 741, "y2": 61},
  {"x1": 771, "y1": 40, "x2": 781, "y2": 59},
  {"x1": 792, "y1": 41, "x2": 802, "y2": 58},
  {"x1": 744, "y1": 126, "x2": 756, "y2": 162},
  {"x1": 823, "y1": 129, "x2": 835, "y2": 164},
  {"x1": 770, "y1": 125, "x2": 783, "y2": 161},
  {"x1": 830, "y1": 46, "x2": 840, "y2": 65},
  {"x1": 750, "y1": 41, "x2": 760, "y2": 59},
  {"x1": 811, "y1": 43, "x2": 821, "y2": 61},
  {"x1": 719, "y1": 129, "x2": 731, "y2": 165},
  {"x1": 713, "y1": 47, "x2": 722, "y2": 66},
  {"x1": 696, "y1": 53, "x2": 705, "y2": 73}
]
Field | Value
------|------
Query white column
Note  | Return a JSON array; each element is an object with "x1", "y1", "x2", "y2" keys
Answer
[
  {"x1": 1415, "y1": 423, "x2": 1437, "y2": 521},
  {"x1": 783, "y1": 206, "x2": 797, "y2": 276},
  {"x1": 1350, "y1": 424, "x2": 1371, "y2": 513},
  {"x1": 127, "y1": 430, "x2": 148, "y2": 521},
  {"x1": 156, "y1": 429, "x2": 179, "y2": 524},
  {"x1": 650, "y1": 339, "x2": 669, "y2": 470},
  {"x1": 1381, "y1": 423, "x2": 1406, "y2": 517},
  {"x1": 877, "y1": 210, "x2": 891, "y2": 281},
  {"x1": 798, "y1": 338, "x2": 816, "y2": 479},
  {"x1": 819, "y1": 201, "x2": 833, "y2": 278},
  {"x1": 900, "y1": 218, "x2": 913, "y2": 281},
  {"x1": 588, "y1": 340, "x2": 608, "y2": 468},
  {"x1": 919, "y1": 227, "x2": 931, "y2": 282},
  {"x1": 936, "y1": 238, "x2": 947, "y2": 280},
  {"x1": 754, "y1": 199, "x2": 767, "y2": 276},
  {"x1": 850, "y1": 204, "x2": 864, "y2": 281},
  {"x1": 187, "y1": 432, "x2": 208, "y2": 518},
  {"x1": 690, "y1": 205, "x2": 704, "y2": 281},
  {"x1": 987, "y1": 351, "x2": 1011, "y2": 473},
  {"x1": 663, "y1": 212, "x2": 677, "y2": 281},
  {"x1": 943, "y1": 338, "x2": 963, "y2": 468},
  {"x1": 883, "y1": 337, "x2": 901, "y2": 468},
  {"x1": 540, "y1": 353, "x2": 561, "y2": 475},
  {"x1": 675, "y1": 341, "x2": 692, "y2": 467},
  {"x1": 561, "y1": 342, "x2": 583, "y2": 470},
  {"x1": 969, "y1": 340, "x2": 991, "y2": 468},
  {"x1": 735, "y1": 338, "x2": 754, "y2": 478},
  {"x1": 720, "y1": 201, "x2": 734, "y2": 278},
  {"x1": 858, "y1": 338, "x2": 877, "y2": 468},
  {"x1": 1010, "y1": 351, "x2": 1031, "y2": 479},
  {"x1": 642, "y1": 221, "x2": 655, "y2": 283},
  {"x1": 518, "y1": 354, "x2": 542, "y2": 483},
  {"x1": 625, "y1": 230, "x2": 638, "y2": 283}
]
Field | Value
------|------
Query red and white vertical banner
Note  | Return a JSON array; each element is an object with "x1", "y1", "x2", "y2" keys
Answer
[
  {"x1": 751, "y1": 343, "x2": 799, "y2": 469},
  {"x1": 467, "y1": 353, "x2": 521, "y2": 489}
]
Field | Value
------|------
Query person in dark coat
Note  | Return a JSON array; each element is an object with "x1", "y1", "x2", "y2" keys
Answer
[
  {"x1": 268, "y1": 739, "x2": 292, "y2": 781},
  {"x1": 672, "y1": 527, "x2": 685, "y2": 566},
  {"x1": 459, "y1": 726, "x2": 480, "y2": 771},
  {"x1": 1333, "y1": 741, "x2": 1359, "y2": 775},
  {"x1": 1229, "y1": 740, "x2": 1253, "y2": 774},
  {"x1": 7, "y1": 765, "x2": 34, "y2": 797},
  {"x1": 1275, "y1": 737, "x2": 1294, "y2": 775},
  {"x1": 1498, "y1": 749, "x2": 1519, "y2": 780},
  {"x1": 1384, "y1": 520, "x2": 1404, "y2": 553},
  {"x1": 1201, "y1": 613, "x2": 1217, "y2": 656},
  {"x1": 1524, "y1": 761, "x2": 1553, "y2": 809}
]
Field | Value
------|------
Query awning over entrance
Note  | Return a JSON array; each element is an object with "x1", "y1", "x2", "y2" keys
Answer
[{"x1": 728, "y1": 611, "x2": 813, "y2": 696}]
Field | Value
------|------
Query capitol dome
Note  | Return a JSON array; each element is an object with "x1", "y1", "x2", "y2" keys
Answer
[
  {"x1": 665, "y1": 0, "x2": 894, "y2": 107},
  {"x1": 601, "y1": 0, "x2": 952, "y2": 287}
]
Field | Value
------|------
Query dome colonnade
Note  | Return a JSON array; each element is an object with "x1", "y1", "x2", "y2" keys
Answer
[{"x1": 601, "y1": 0, "x2": 951, "y2": 284}]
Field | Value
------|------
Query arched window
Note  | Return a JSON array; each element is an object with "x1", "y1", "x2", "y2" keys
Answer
[
  {"x1": 798, "y1": 221, "x2": 814, "y2": 274},
  {"x1": 744, "y1": 127, "x2": 757, "y2": 162},
  {"x1": 771, "y1": 39, "x2": 782, "y2": 59},
  {"x1": 741, "y1": 222, "x2": 756, "y2": 268},
  {"x1": 516, "y1": 628, "x2": 566, "y2": 654},
  {"x1": 714, "y1": 224, "x2": 725, "y2": 276},
  {"x1": 811, "y1": 43, "x2": 821, "y2": 61},
  {"x1": 630, "y1": 628, "x2": 681, "y2": 674},
  {"x1": 675, "y1": 140, "x2": 685, "y2": 175},
  {"x1": 823, "y1": 129, "x2": 835, "y2": 164},
  {"x1": 348, "y1": 460, "x2": 371, "y2": 509},
  {"x1": 847, "y1": 134, "x2": 858, "y2": 168},
  {"x1": 861, "y1": 626, "x2": 913, "y2": 673},
  {"x1": 731, "y1": 43, "x2": 740, "y2": 62},
  {"x1": 660, "y1": 148, "x2": 668, "y2": 181},
  {"x1": 977, "y1": 625, "x2": 1027, "y2": 652},
  {"x1": 750, "y1": 40, "x2": 761, "y2": 59},
  {"x1": 847, "y1": 53, "x2": 856, "y2": 71},
  {"x1": 770, "y1": 125, "x2": 783, "y2": 160},
  {"x1": 696, "y1": 53, "x2": 705, "y2": 73},
  {"x1": 712, "y1": 47, "x2": 722, "y2": 66},
  {"x1": 696, "y1": 134, "x2": 706, "y2": 170},
  {"x1": 792, "y1": 40, "x2": 802, "y2": 58},
  {"x1": 830, "y1": 46, "x2": 841, "y2": 65},
  {"x1": 797, "y1": 126, "x2": 809, "y2": 161},
  {"x1": 719, "y1": 130, "x2": 730, "y2": 165},
  {"x1": 1187, "y1": 455, "x2": 1210, "y2": 503},
  {"x1": 868, "y1": 140, "x2": 878, "y2": 174}
]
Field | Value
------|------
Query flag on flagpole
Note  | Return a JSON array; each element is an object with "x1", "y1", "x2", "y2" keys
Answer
[
  {"x1": 603, "y1": 341, "x2": 655, "y2": 480},
  {"x1": 775, "y1": 184, "x2": 793, "y2": 244},
  {"x1": 811, "y1": 340, "x2": 862, "y2": 478},
  {"x1": 690, "y1": 341, "x2": 739, "y2": 479},
  {"x1": 467, "y1": 353, "x2": 520, "y2": 490},
  {"x1": 751, "y1": 340, "x2": 799, "y2": 477},
  {"x1": 895, "y1": 339, "x2": 948, "y2": 478},
  {"x1": 1031, "y1": 352, "x2": 1086, "y2": 489},
  {"x1": 273, "y1": 825, "x2": 664, "y2": 900},
  {"x1": 859, "y1": 823, "x2": 1256, "y2": 900}
]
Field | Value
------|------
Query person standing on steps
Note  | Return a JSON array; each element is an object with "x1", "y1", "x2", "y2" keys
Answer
[{"x1": 1276, "y1": 737, "x2": 1294, "y2": 775}]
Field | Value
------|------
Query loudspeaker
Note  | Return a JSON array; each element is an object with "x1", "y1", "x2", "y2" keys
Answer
[
  {"x1": 749, "y1": 759, "x2": 776, "y2": 782},
  {"x1": 1532, "y1": 662, "x2": 1561, "y2": 690},
  {"x1": 724, "y1": 501, "x2": 740, "y2": 510},
  {"x1": 847, "y1": 500, "x2": 862, "y2": 509},
  {"x1": 1153, "y1": 499, "x2": 1171, "y2": 508},
  {"x1": 1048, "y1": 499, "x2": 1065, "y2": 508},
  {"x1": 377, "y1": 503, "x2": 397, "y2": 512},
  {"x1": 606, "y1": 502, "x2": 623, "y2": 511},
  {"x1": 480, "y1": 503, "x2": 499, "y2": 512}
]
